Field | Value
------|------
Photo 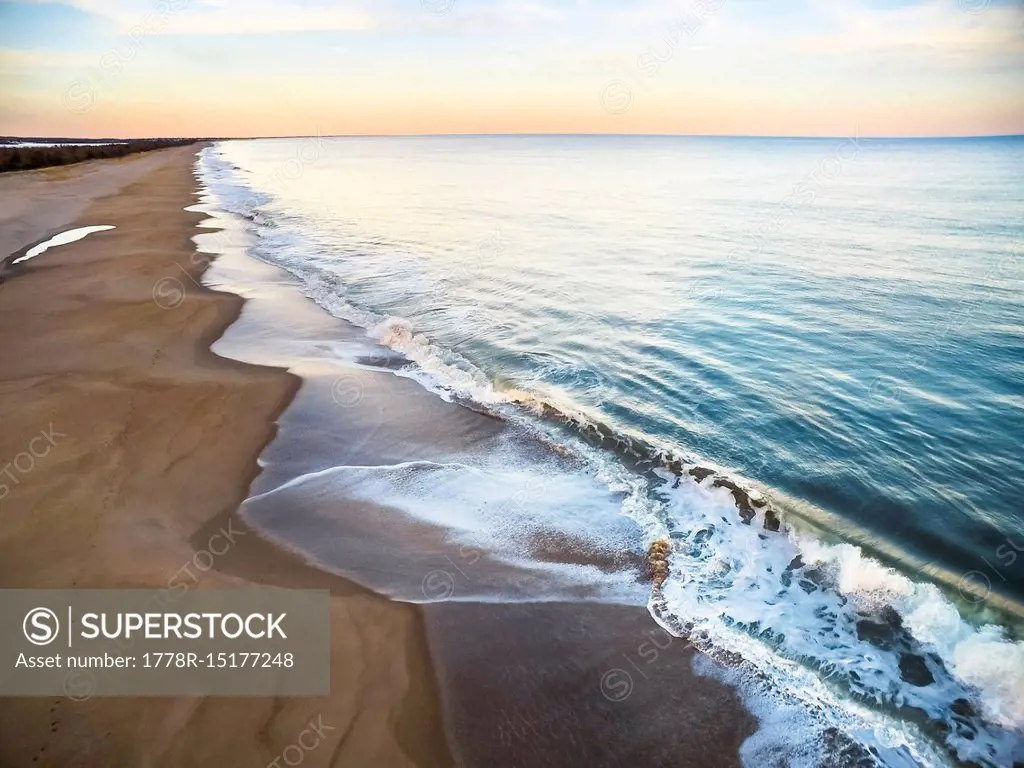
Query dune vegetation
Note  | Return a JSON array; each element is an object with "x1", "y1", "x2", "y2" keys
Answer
[{"x1": 0, "y1": 138, "x2": 199, "y2": 173}]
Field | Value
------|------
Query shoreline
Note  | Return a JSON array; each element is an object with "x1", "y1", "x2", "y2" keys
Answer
[
  {"x1": 0, "y1": 146, "x2": 454, "y2": 767},
  {"x1": 1, "y1": 145, "x2": 760, "y2": 767},
  {"x1": 194, "y1": 147, "x2": 760, "y2": 766}
]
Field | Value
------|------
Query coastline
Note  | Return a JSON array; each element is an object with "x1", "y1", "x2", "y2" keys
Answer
[
  {"x1": 196, "y1": 147, "x2": 760, "y2": 766},
  {"x1": 0, "y1": 146, "x2": 453, "y2": 767},
  {"x1": 0, "y1": 144, "x2": 759, "y2": 767}
]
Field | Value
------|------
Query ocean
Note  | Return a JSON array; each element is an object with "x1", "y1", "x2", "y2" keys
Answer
[{"x1": 196, "y1": 135, "x2": 1024, "y2": 767}]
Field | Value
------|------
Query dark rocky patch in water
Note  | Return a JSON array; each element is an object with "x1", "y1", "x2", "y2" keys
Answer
[
  {"x1": 855, "y1": 605, "x2": 904, "y2": 648},
  {"x1": 711, "y1": 476, "x2": 758, "y2": 523},
  {"x1": 688, "y1": 465, "x2": 716, "y2": 483},
  {"x1": 899, "y1": 652, "x2": 934, "y2": 687}
]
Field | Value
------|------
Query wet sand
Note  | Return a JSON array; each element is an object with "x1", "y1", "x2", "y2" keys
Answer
[
  {"x1": 0, "y1": 145, "x2": 758, "y2": 767},
  {"x1": 427, "y1": 601, "x2": 757, "y2": 768}
]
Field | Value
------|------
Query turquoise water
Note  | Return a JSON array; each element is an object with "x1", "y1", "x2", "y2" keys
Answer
[{"x1": 202, "y1": 136, "x2": 1024, "y2": 766}]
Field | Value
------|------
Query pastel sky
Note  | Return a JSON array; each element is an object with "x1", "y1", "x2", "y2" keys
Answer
[{"x1": 1, "y1": 0, "x2": 1022, "y2": 138}]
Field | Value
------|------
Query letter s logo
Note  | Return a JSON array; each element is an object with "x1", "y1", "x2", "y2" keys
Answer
[{"x1": 23, "y1": 607, "x2": 60, "y2": 646}]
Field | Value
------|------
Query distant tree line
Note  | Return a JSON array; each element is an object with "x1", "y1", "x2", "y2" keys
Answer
[{"x1": 0, "y1": 138, "x2": 202, "y2": 173}]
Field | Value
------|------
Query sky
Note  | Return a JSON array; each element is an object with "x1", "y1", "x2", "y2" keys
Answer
[{"x1": 0, "y1": 0, "x2": 1022, "y2": 138}]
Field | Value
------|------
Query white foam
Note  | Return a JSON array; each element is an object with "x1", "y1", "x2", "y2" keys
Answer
[
  {"x1": 368, "y1": 316, "x2": 504, "y2": 403},
  {"x1": 248, "y1": 458, "x2": 646, "y2": 605},
  {"x1": 656, "y1": 469, "x2": 1024, "y2": 765},
  {"x1": 330, "y1": 459, "x2": 635, "y2": 549},
  {"x1": 692, "y1": 653, "x2": 938, "y2": 768}
]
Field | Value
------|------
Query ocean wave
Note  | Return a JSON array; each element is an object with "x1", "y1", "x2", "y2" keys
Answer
[
  {"x1": 651, "y1": 468, "x2": 1023, "y2": 767},
  {"x1": 197, "y1": 144, "x2": 1024, "y2": 767}
]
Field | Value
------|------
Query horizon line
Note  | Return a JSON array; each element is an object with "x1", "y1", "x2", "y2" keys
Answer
[{"x1": 4, "y1": 132, "x2": 1024, "y2": 142}]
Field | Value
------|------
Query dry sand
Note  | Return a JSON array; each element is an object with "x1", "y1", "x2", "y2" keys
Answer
[{"x1": 0, "y1": 146, "x2": 451, "y2": 768}]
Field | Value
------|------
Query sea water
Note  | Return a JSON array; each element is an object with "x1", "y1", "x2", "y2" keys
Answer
[{"x1": 198, "y1": 135, "x2": 1024, "y2": 767}]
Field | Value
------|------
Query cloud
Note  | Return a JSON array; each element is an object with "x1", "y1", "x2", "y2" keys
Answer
[{"x1": 799, "y1": 0, "x2": 1024, "y2": 56}]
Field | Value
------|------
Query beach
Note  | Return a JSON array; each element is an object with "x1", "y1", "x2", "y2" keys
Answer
[
  {"x1": 0, "y1": 146, "x2": 452, "y2": 767},
  {"x1": 0, "y1": 145, "x2": 758, "y2": 766}
]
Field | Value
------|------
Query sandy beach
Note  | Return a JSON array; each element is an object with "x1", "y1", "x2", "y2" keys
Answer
[
  {"x1": 0, "y1": 146, "x2": 757, "y2": 767},
  {"x1": 0, "y1": 146, "x2": 452, "y2": 767}
]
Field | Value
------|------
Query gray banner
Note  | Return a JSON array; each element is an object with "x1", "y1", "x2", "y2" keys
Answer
[{"x1": 0, "y1": 589, "x2": 330, "y2": 697}]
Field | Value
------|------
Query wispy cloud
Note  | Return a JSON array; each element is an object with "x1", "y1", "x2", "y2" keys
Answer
[{"x1": 799, "y1": 0, "x2": 1024, "y2": 57}]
